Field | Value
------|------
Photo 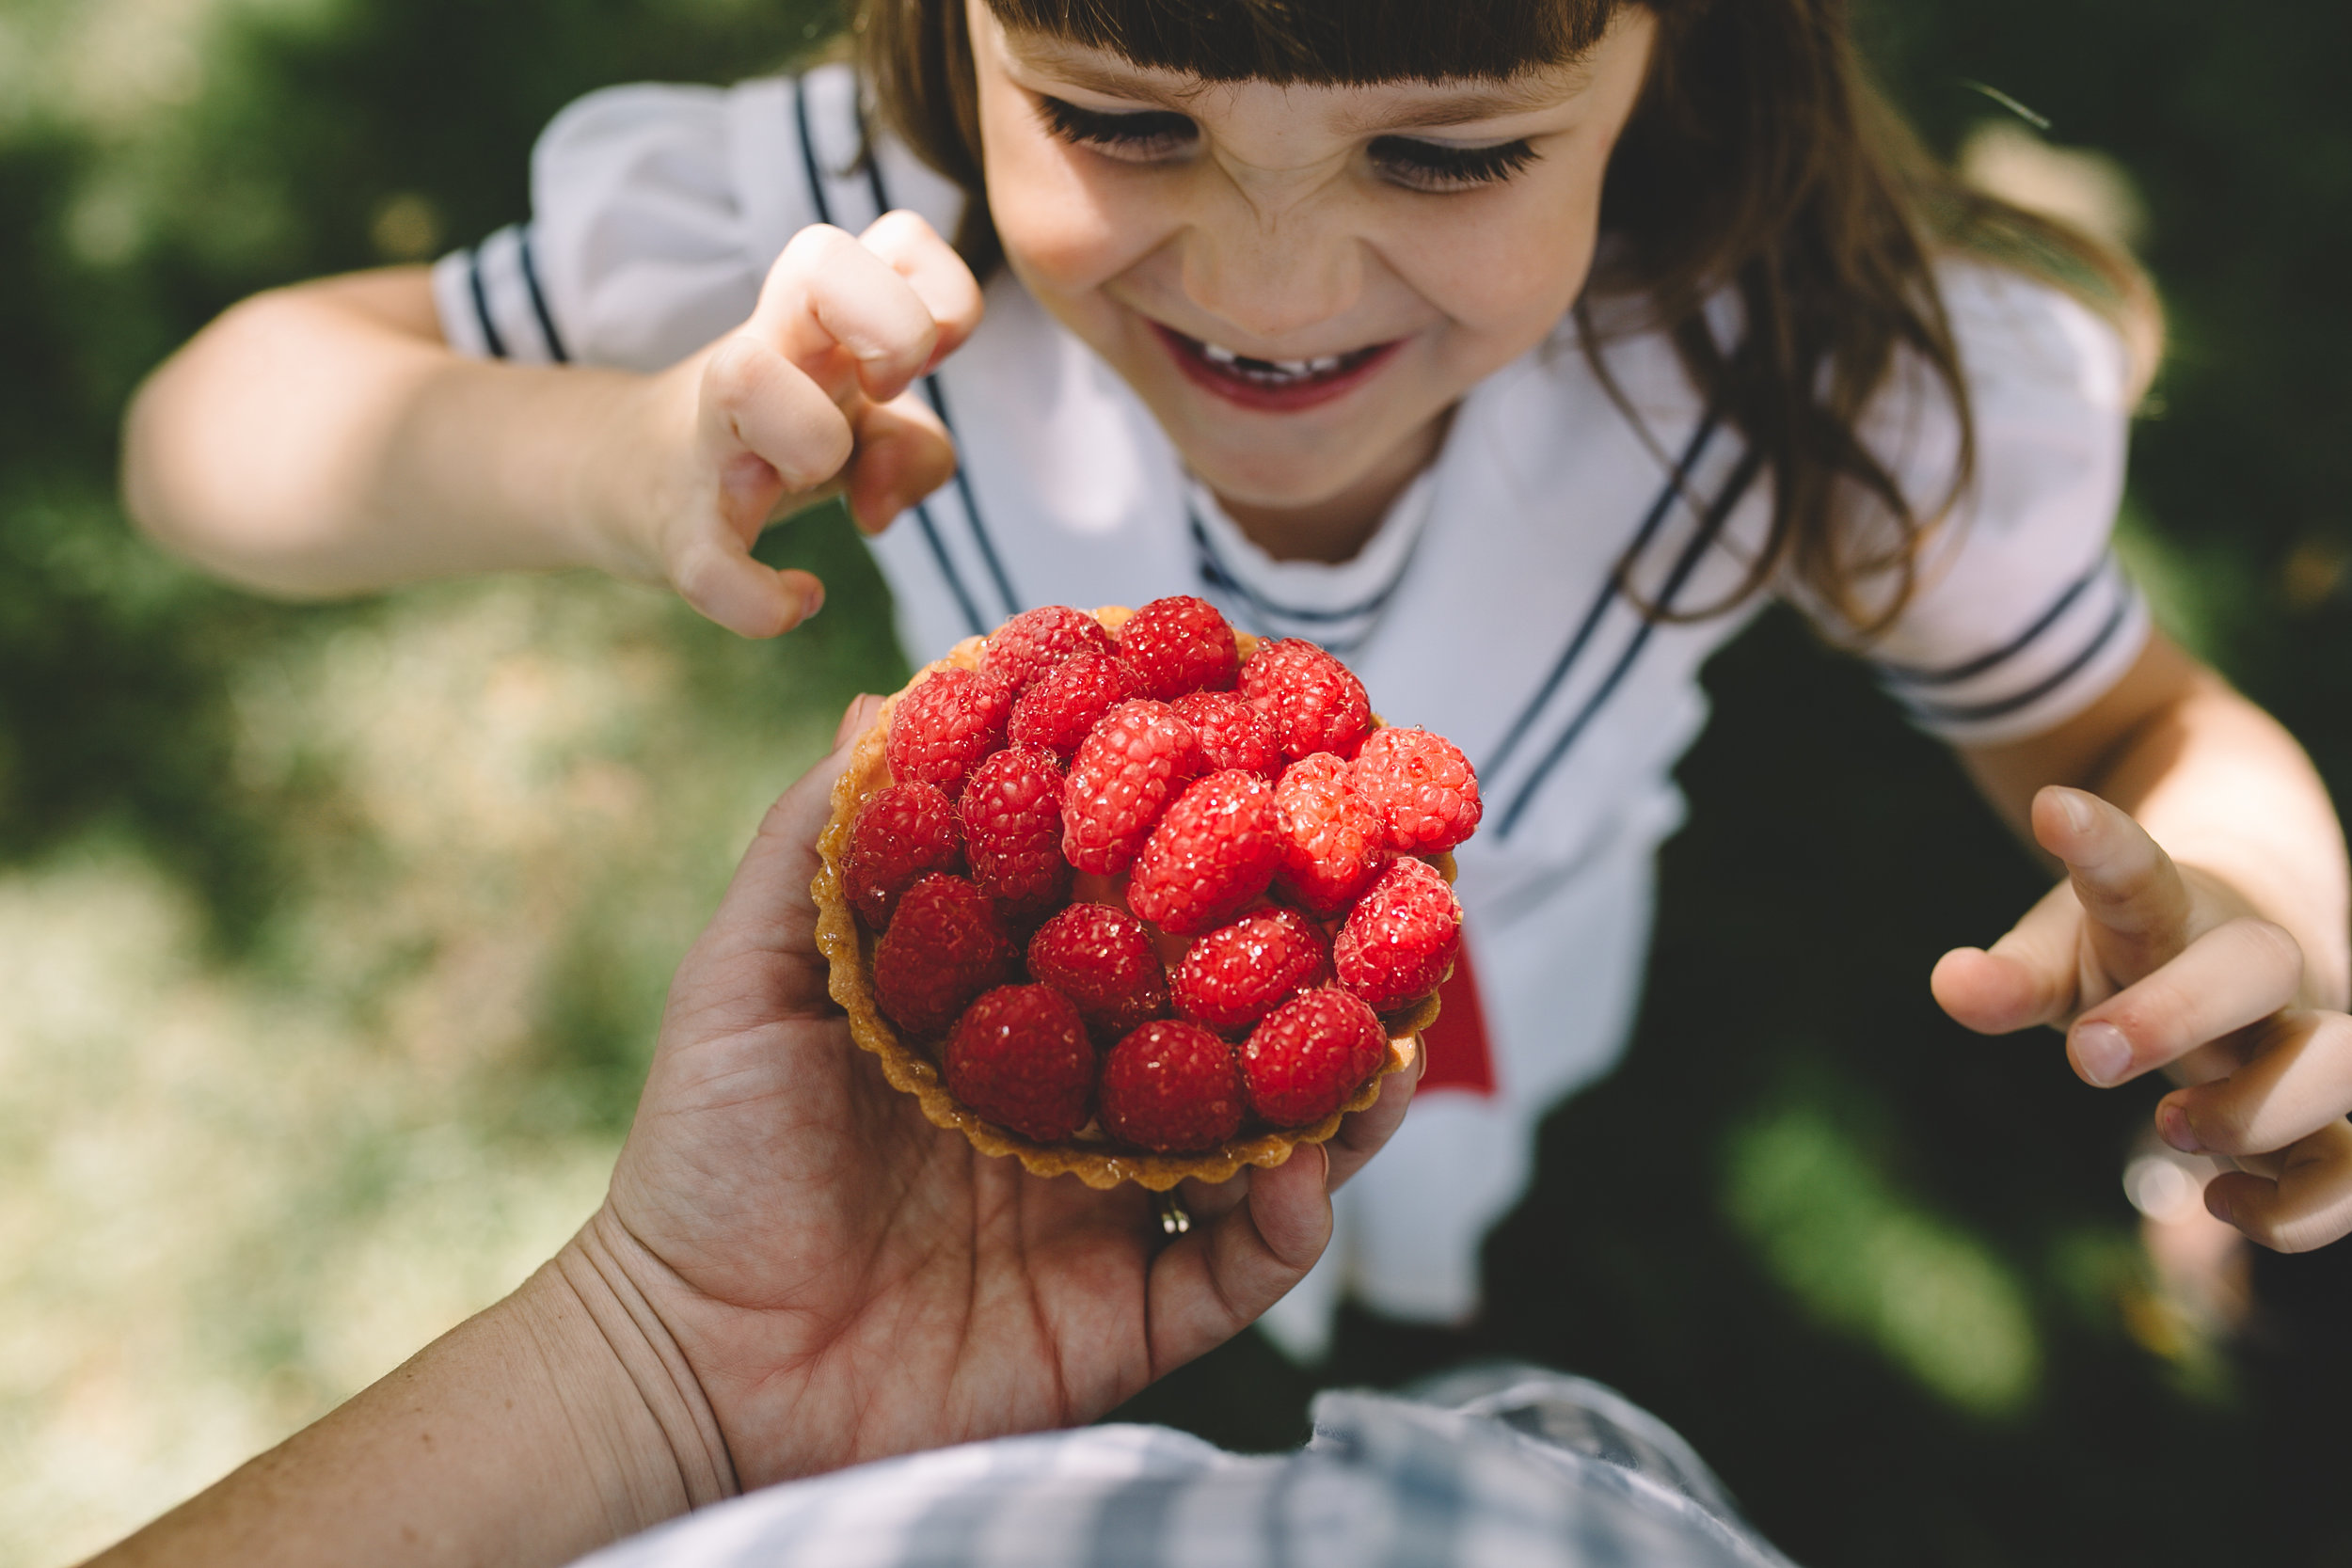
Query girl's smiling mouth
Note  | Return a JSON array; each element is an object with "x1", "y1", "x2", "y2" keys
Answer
[{"x1": 1149, "y1": 322, "x2": 1405, "y2": 413}]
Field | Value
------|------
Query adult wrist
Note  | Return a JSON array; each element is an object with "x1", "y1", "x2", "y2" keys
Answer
[{"x1": 516, "y1": 1206, "x2": 741, "y2": 1532}]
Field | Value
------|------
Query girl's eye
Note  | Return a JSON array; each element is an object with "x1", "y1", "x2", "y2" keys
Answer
[
  {"x1": 1369, "y1": 136, "x2": 1541, "y2": 192},
  {"x1": 1037, "y1": 96, "x2": 1198, "y2": 160}
]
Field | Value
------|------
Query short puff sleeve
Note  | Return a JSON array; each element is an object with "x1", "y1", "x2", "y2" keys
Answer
[
  {"x1": 1807, "y1": 261, "x2": 2149, "y2": 746},
  {"x1": 432, "y1": 76, "x2": 814, "y2": 372}
]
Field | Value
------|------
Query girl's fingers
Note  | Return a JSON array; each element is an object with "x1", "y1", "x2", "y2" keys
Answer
[
  {"x1": 1144, "y1": 1144, "x2": 1332, "y2": 1374},
  {"x1": 2064, "y1": 917, "x2": 2304, "y2": 1086},
  {"x1": 672, "y1": 537, "x2": 824, "y2": 639},
  {"x1": 842, "y1": 392, "x2": 957, "y2": 534},
  {"x1": 698, "y1": 334, "x2": 855, "y2": 496},
  {"x1": 2032, "y1": 785, "x2": 2197, "y2": 988},
  {"x1": 749, "y1": 223, "x2": 944, "y2": 404},
  {"x1": 2160, "y1": 1009, "x2": 2352, "y2": 1158},
  {"x1": 858, "y1": 210, "x2": 986, "y2": 370},
  {"x1": 1930, "y1": 878, "x2": 2087, "y2": 1035},
  {"x1": 2205, "y1": 1118, "x2": 2352, "y2": 1253}
]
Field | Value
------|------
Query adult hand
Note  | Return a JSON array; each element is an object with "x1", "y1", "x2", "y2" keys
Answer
[
  {"x1": 577, "y1": 694, "x2": 1422, "y2": 1489},
  {"x1": 89, "y1": 704, "x2": 1417, "y2": 1568},
  {"x1": 589, "y1": 211, "x2": 984, "y2": 639},
  {"x1": 1932, "y1": 784, "x2": 2352, "y2": 1252}
]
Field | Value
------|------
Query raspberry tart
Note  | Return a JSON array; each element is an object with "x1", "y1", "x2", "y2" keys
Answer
[{"x1": 812, "y1": 602, "x2": 1471, "y2": 1191}]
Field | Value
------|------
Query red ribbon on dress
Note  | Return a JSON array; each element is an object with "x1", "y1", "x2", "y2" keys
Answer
[{"x1": 1417, "y1": 937, "x2": 1496, "y2": 1096}]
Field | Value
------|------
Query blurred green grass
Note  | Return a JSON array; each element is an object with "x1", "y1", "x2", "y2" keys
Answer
[{"x1": 2, "y1": 0, "x2": 2349, "y2": 1563}]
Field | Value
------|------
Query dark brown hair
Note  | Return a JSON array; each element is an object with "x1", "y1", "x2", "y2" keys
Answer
[{"x1": 857, "y1": 0, "x2": 2158, "y2": 634}]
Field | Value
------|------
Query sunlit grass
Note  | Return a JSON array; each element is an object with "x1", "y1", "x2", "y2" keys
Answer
[
  {"x1": 0, "y1": 575, "x2": 855, "y2": 1565},
  {"x1": 1724, "y1": 1093, "x2": 2042, "y2": 1419}
]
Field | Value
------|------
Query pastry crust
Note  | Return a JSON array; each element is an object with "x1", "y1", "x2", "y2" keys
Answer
[{"x1": 813, "y1": 609, "x2": 1446, "y2": 1191}]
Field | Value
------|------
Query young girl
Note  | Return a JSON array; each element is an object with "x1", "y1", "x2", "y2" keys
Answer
[{"x1": 124, "y1": 0, "x2": 2352, "y2": 1354}]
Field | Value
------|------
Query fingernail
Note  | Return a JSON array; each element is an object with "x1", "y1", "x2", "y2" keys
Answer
[
  {"x1": 803, "y1": 580, "x2": 825, "y2": 620},
  {"x1": 2156, "y1": 1101, "x2": 2202, "y2": 1154},
  {"x1": 2072, "y1": 1021, "x2": 2132, "y2": 1085},
  {"x1": 2056, "y1": 790, "x2": 2094, "y2": 836}
]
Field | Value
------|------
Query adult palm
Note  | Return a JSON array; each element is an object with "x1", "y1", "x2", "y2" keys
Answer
[{"x1": 592, "y1": 697, "x2": 1419, "y2": 1488}]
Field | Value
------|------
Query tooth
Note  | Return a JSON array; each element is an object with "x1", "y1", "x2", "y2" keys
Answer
[
  {"x1": 1271, "y1": 358, "x2": 1311, "y2": 376},
  {"x1": 1308, "y1": 355, "x2": 1341, "y2": 373},
  {"x1": 1201, "y1": 342, "x2": 1238, "y2": 364}
]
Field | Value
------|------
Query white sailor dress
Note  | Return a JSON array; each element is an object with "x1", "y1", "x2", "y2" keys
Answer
[{"x1": 435, "y1": 63, "x2": 2150, "y2": 1357}]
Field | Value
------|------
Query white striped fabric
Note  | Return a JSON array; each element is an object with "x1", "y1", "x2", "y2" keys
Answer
[{"x1": 569, "y1": 1374, "x2": 1799, "y2": 1568}]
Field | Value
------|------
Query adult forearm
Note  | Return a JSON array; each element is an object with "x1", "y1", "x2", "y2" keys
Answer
[
  {"x1": 121, "y1": 268, "x2": 662, "y2": 597},
  {"x1": 86, "y1": 1220, "x2": 729, "y2": 1568}
]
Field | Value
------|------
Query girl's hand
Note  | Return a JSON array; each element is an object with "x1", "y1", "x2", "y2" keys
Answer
[
  {"x1": 580, "y1": 696, "x2": 1421, "y2": 1487},
  {"x1": 1932, "y1": 786, "x2": 2352, "y2": 1251},
  {"x1": 596, "y1": 212, "x2": 984, "y2": 638}
]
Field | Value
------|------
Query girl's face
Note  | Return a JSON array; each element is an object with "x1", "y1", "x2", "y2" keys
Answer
[{"x1": 968, "y1": 1, "x2": 1658, "y2": 534}]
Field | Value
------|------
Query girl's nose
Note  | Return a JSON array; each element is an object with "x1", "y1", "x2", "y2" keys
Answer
[{"x1": 1179, "y1": 188, "x2": 1367, "y2": 346}]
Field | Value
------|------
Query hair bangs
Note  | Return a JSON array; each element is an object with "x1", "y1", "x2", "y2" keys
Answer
[{"x1": 979, "y1": 0, "x2": 1618, "y2": 84}]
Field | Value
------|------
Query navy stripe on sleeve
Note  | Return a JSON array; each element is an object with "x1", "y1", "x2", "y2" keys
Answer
[
  {"x1": 1481, "y1": 408, "x2": 1723, "y2": 785},
  {"x1": 1498, "y1": 443, "x2": 1766, "y2": 837},
  {"x1": 516, "y1": 228, "x2": 569, "y2": 364},
  {"x1": 1875, "y1": 550, "x2": 2110, "y2": 689},
  {"x1": 467, "y1": 249, "x2": 509, "y2": 360},
  {"x1": 1892, "y1": 592, "x2": 2133, "y2": 727}
]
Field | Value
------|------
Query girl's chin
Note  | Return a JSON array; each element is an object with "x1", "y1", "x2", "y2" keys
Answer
[{"x1": 1167, "y1": 446, "x2": 1388, "y2": 514}]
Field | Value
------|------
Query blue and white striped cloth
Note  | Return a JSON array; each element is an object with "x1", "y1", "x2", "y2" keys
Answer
[{"x1": 572, "y1": 1369, "x2": 1799, "y2": 1568}]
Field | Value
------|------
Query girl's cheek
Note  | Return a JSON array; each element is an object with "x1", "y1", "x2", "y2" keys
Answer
[{"x1": 993, "y1": 168, "x2": 1177, "y2": 293}]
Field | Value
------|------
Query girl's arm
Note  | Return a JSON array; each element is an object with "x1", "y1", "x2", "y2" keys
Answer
[
  {"x1": 1934, "y1": 629, "x2": 2352, "y2": 1249},
  {"x1": 120, "y1": 213, "x2": 982, "y2": 638}
]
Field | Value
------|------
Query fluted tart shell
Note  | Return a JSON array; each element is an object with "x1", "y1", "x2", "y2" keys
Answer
[{"x1": 812, "y1": 607, "x2": 1445, "y2": 1191}]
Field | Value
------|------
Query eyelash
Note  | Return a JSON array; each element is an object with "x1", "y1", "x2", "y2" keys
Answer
[
  {"x1": 1037, "y1": 96, "x2": 1196, "y2": 158},
  {"x1": 1368, "y1": 135, "x2": 1541, "y2": 192},
  {"x1": 1035, "y1": 95, "x2": 1540, "y2": 191}
]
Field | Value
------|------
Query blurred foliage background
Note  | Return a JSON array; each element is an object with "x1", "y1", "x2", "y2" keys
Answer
[{"x1": 1, "y1": 0, "x2": 2348, "y2": 1562}]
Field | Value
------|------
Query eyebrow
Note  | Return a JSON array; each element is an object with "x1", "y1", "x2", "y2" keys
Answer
[{"x1": 1006, "y1": 39, "x2": 1589, "y2": 131}]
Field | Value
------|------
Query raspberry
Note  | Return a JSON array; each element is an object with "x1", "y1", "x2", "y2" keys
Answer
[
  {"x1": 1116, "y1": 595, "x2": 1239, "y2": 701},
  {"x1": 946, "y1": 984, "x2": 1095, "y2": 1142},
  {"x1": 872, "y1": 873, "x2": 1013, "y2": 1037},
  {"x1": 1270, "y1": 753, "x2": 1387, "y2": 916},
  {"x1": 959, "y1": 745, "x2": 1072, "y2": 922},
  {"x1": 1241, "y1": 988, "x2": 1390, "y2": 1128},
  {"x1": 1171, "y1": 690, "x2": 1283, "y2": 781},
  {"x1": 1352, "y1": 728, "x2": 1483, "y2": 854},
  {"x1": 1240, "y1": 640, "x2": 1371, "y2": 761},
  {"x1": 980, "y1": 606, "x2": 1116, "y2": 692},
  {"x1": 1060, "y1": 700, "x2": 1205, "y2": 876},
  {"x1": 1100, "y1": 1020, "x2": 1245, "y2": 1152},
  {"x1": 1333, "y1": 856, "x2": 1461, "y2": 1012},
  {"x1": 843, "y1": 781, "x2": 965, "y2": 930},
  {"x1": 1007, "y1": 651, "x2": 1147, "y2": 764},
  {"x1": 886, "y1": 667, "x2": 1016, "y2": 797},
  {"x1": 1170, "y1": 907, "x2": 1333, "y2": 1034},
  {"x1": 1125, "y1": 769, "x2": 1281, "y2": 937},
  {"x1": 1026, "y1": 902, "x2": 1168, "y2": 1042}
]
